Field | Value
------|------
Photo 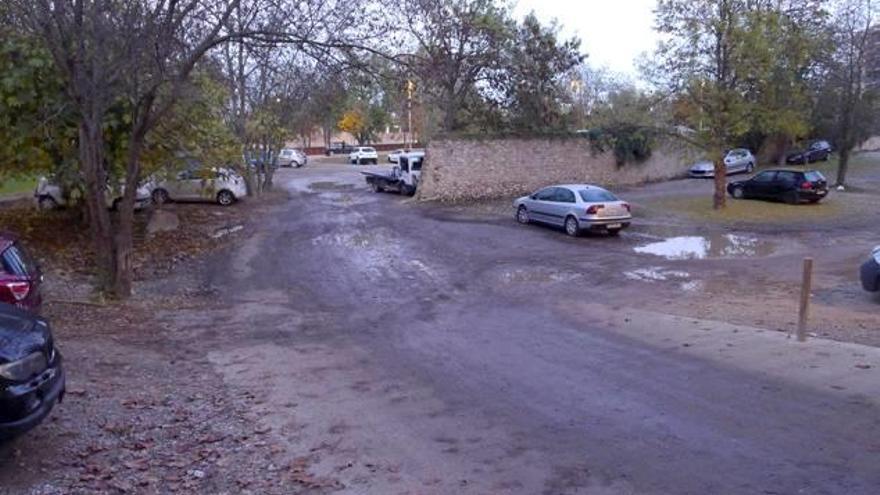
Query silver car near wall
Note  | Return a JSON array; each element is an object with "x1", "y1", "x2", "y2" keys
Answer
[
  {"x1": 514, "y1": 184, "x2": 632, "y2": 236},
  {"x1": 689, "y1": 148, "x2": 755, "y2": 178}
]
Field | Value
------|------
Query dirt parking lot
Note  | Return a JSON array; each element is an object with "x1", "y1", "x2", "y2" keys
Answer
[
  {"x1": 2, "y1": 152, "x2": 879, "y2": 494},
  {"x1": 427, "y1": 152, "x2": 880, "y2": 347}
]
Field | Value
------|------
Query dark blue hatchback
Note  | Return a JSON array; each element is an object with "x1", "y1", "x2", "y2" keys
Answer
[{"x1": 0, "y1": 303, "x2": 65, "y2": 441}]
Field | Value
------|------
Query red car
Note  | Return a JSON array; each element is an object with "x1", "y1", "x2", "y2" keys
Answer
[{"x1": 0, "y1": 234, "x2": 43, "y2": 313}]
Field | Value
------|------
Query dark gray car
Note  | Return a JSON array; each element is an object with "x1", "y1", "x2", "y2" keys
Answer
[
  {"x1": 514, "y1": 184, "x2": 632, "y2": 236},
  {"x1": 860, "y1": 246, "x2": 880, "y2": 292}
]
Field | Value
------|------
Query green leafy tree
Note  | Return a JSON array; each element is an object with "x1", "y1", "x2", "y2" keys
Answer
[
  {"x1": 496, "y1": 13, "x2": 584, "y2": 131},
  {"x1": 745, "y1": 3, "x2": 830, "y2": 163},
  {"x1": 652, "y1": 0, "x2": 796, "y2": 209},
  {"x1": 0, "y1": 30, "x2": 77, "y2": 184}
]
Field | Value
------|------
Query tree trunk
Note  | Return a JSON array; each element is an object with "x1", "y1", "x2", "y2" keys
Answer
[
  {"x1": 78, "y1": 120, "x2": 115, "y2": 289},
  {"x1": 713, "y1": 150, "x2": 726, "y2": 210},
  {"x1": 111, "y1": 127, "x2": 148, "y2": 298},
  {"x1": 442, "y1": 86, "x2": 457, "y2": 132},
  {"x1": 836, "y1": 146, "x2": 851, "y2": 186},
  {"x1": 775, "y1": 135, "x2": 789, "y2": 166}
]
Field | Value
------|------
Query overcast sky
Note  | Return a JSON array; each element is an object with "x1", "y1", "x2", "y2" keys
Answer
[{"x1": 513, "y1": 0, "x2": 660, "y2": 78}]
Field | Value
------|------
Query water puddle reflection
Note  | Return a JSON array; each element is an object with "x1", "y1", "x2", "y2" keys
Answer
[{"x1": 634, "y1": 234, "x2": 774, "y2": 260}]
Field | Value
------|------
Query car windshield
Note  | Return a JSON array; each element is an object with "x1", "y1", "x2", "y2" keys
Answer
[
  {"x1": 364, "y1": 147, "x2": 376, "y2": 153},
  {"x1": 1, "y1": 244, "x2": 37, "y2": 276},
  {"x1": 804, "y1": 171, "x2": 825, "y2": 182},
  {"x1": 579, "y1": 189, "x2": 618, "y2": 202}
]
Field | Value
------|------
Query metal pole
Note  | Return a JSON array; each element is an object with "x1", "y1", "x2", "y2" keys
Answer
[
  {"x1": 406, "y1": 79, "x2": 414, "y2": 151},
  {"x1": 797, "y1": 258, "x2": 813, "y2": 342}
]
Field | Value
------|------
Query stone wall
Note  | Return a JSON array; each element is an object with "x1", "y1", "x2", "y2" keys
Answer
[
  {"x1": 857, "y1": 136, "x2": 880, "y2": 152},
  {"x1": 417, "y1": 136, "x2": 696, "y2": 202}
]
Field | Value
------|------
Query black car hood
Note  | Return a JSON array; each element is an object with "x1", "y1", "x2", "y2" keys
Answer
[{"x1": 0, "y1": 303, "x2": 47, "y2": 363}]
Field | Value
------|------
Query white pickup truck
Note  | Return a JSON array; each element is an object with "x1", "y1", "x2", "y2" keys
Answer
[{"x1": 361, "y1": 151, "x2": 424, "y2": 196}]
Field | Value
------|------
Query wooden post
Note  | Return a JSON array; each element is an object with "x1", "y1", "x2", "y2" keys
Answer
[{"x1": 797, "y1": 258, "x2": 813, "y2": 342}]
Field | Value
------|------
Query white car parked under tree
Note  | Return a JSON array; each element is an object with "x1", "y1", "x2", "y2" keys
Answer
[
  {"x1": 150, "y1": 168, "x2": 246, "y2": 206},
  {"x1": 34, "y1": 176, "x2": 152, "y2": 211}
]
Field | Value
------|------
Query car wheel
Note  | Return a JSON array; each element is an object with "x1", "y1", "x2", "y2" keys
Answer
[
  {"x1": 823, "y1": 154, "x2": 830, "y2": 162},
  {"x1": 371, "y1": 182, "x2": 383, "y2": 193},
  {"x1": 216, "y1": 190, "x2": 235, "y2": 206},
  {"x1": 111, "y1": 198, "x2": 121, "y2": 211},
  {"x1": 564, "y1": 216, "x2": 580, "y2": 237},
  {"x1": 746, "y1": 162, "x2": 754, "y2": 173},
  {"x1": 808, "y1": 198, "x2": 821, "y2": 204},
  {"x1": 607, "y1": 228, "x2": 621, "y2": 236},
  {"x1": 38, "y1": 196, "x2": 58, "y2": 210},
  {"x1": 731, "y1": 186, "x2": 744, "y2": 199},
  {"x1": 516, "y1": 206, "x2": 530, "y2": 224},
  {"x1": 151, "y1": 188, "x2": 169, "y2": 205},
  {"x1": 784, "y1": 191, "x2": 799, "y2": 205}
]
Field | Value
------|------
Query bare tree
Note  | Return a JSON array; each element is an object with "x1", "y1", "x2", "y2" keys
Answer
[
  {"x1": 10, "y1": 0, "x2": 391, "y2": 297},
  {"x1": 828, "y1": 0, "x2": 877, "y2": 186},
  {"x1": 396, "y1": 0, "x2": 513, "y2": 132},
  {"x1": 11, "y1": 1, "x2": 243, "y2": 296}
]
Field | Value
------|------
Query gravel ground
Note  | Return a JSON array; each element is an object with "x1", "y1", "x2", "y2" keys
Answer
[{"x1": 0, "y1": 193, "x2": 319, "y2": 495}]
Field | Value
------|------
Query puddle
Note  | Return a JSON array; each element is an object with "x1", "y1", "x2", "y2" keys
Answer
[
  {"x1": 500, "y1": 267, "x2": 582, "y2": 284},
  {"x1": 634, "y1": 234, "x2": 774, "y2": 260},
  {"x1": 309, "y1": 181, "x2": 355, "y2": 191},
  {"x1": 624, "y1": 267, "x2": 690, "y2": 282},
  {"x1": 624, "y1": 267, "x2": 706, "y2": 292}
]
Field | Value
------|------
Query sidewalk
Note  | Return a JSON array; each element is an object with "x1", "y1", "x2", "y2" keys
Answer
[{"x1": 566, "y1": 302, "x2": 880, "y2": 404}]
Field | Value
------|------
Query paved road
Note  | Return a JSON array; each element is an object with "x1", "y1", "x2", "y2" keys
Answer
[{"x1": 189, "y1": 163, "x2": 880, "y2": 494}]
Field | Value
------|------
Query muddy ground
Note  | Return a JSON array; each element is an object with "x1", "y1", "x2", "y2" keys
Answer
[{"x1": 1, "y1": 155, "x2": 879, "y2": 494}]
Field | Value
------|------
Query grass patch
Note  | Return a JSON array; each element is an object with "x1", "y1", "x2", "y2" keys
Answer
[
  {"x1": 647, "y1": 195, "x2": 845, "y2": 225},
  {"x1": 0, "y1": 175, "x2": 38, "y2": 197}
]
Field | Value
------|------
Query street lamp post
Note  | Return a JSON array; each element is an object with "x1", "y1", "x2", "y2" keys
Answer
[{"x1": 405, "y1": 79, "x2": 415, "y2": 150}]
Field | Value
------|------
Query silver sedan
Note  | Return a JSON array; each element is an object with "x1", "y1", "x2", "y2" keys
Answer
[
  {"x1": 514, "y1": 184, "x2": 633, "y2": 236},
  {"x1": 689, "y1": 149, "x2": 755, "y2": 178}
]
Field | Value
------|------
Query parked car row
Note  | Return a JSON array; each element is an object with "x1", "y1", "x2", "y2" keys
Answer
[
  {"x1": 34, "y1": 165, "x2": 252, "y2": 210},
  {"x1": 34, "y1": 177, "x2": 152, "y2": 211},
  {"x1": 689, "y1": 140, "x2": 832, "y2": 178}
]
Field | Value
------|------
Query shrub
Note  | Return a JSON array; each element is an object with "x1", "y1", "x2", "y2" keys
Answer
[{"x1": 585, "y1": 124, "x2": 655, "y2": 167}]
